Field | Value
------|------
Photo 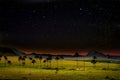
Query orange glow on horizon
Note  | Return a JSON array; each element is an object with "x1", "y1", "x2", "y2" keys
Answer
[{"x1": 21, "y1": 49, "x2": 120, "y2": 56}]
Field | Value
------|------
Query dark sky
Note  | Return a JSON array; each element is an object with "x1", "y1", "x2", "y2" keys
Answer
[{"x1": 0, "y1": 0, "x2": 120, "y2": 51}]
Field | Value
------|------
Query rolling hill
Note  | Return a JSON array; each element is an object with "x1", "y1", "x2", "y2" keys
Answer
[{"x1": 0, "y1": 47, "x2": 24, "y2": 56}]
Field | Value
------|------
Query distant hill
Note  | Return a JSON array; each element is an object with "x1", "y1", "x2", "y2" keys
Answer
[
  {"x1": 86, "y1": 50, "x2": 106, "y2": 57},
  {"x1": 0, "y1": 47, "x2": 24, "y2": 56}
]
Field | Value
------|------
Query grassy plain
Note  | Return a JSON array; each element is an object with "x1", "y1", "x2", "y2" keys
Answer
[{"x1": 0, "y1": 56, "x2": 120, "y2": 80}]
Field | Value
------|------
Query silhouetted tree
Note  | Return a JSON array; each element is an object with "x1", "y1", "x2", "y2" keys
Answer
[
  {"x1": 18, "y1": 56, "x2": 22, "y2": 63},
  {"x1": 31, "y1": 53, "x2": 36, "y2": 55},
  {"x1": 23, "y1": 56, "x2": 27, "y2": 59},
  {"x1": 91, "y1": 60, "x2": 97, "y2": 67},
  {"x1": 34, "y1": 55, "x2": 39, "y2": 67},
  {"x1": 29, "y1": 57, "x2": 33, "y2": 67},
  {"x1": 83, "y1": 55, "x2": 86, "y2": 71},
  {"x1": 18, "y1": 56, "x2": 22, "y2": 61},
  {"x1": 32, "y1": 59, "x2": 36, "y2": 67},
  {"x1": 46, "y1": 56, "x2": 52, "y2": 68},
  {"x1": 106, "y1": 54, "x2": 110, "y2": 70},
  {"x1": 4, "y1": 56, "x2": 8, "y2": 66},
  {"x1": 39, "y1": 56, "x2": 42, "y2": 68},
  {"x1": 55, "y1": 68, "x2": 59, "y2": 74},
  {"x1": 18, "y1": 56, "x2": 23, "y2": 72},
  {"x1": 22, "y1": 62, "x2": 26, "y2": 66},
  {"x1": 55, "y1": 56, "x2": 59, "y2": 68},
  {"x1": 60, "y1": 56, "x2": 64, "y2": 68},
  {"x1": 93, "y1": 56, "x2": 97, "y2": 59},
  {"x1": 22, "y1": 57, "x2": 25, "y2": 61},
  {"x1": 4, "y1": 56, "x2": 8, "y2": 60},
  {"x1": 43, "y1": 59, "x2": 47, "y2": 67},
  {"x1": 29, "y1": 57, "x2": 33, "y2": 60},
  {"x1": 74, "y1": 51, "x2": 79, "y2": 69},
  {"x1": 21, "y1": 57, "x2": 26, "y2": 66},
  {"x1": 35, "y1": 55, "x2": 39, "y2": 58},
  {"x1": 91, "y1": 56, "x2": 97, "y2": 68},
  {"x1": 7, "y1": 60, "x2": 12, "y2": 65},
  {"x1": 105, "y1": 76, "x2": 110, "y2": 80}
]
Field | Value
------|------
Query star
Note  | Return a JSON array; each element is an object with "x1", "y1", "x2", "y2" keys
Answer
[
  {"x1": 33, "y1": 10, "x2": 36, "y2": 13},
  {"x1": 1, "y1": 0, "x2": 120, "y2": 52},
  {"x1": 80, "y1": 8, "x2": 82, "y2": 11},
  {"x1": 42, "y1": 16, "x2": 46, "y2": 19},
  {"x1": 88, "y1": 12, "x2": 92, "y2": 15}
]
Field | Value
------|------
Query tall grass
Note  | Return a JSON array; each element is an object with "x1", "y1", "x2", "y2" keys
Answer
[{"x1": 0, "y1": 56, "x2": 120, "y2": 80}]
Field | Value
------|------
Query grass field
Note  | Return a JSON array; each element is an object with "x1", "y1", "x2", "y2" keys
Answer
[{"x1": 0, "y1": 56, "x2": 120, "y2": 80}]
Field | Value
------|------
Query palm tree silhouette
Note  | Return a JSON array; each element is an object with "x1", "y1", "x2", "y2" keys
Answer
[
  {"x1": 46, "y1": 56, "x2": 52, "y2": 68},
  {"x1": 91, "y1": 56, "x2": 97, "y2": 68},
  {"x1": 74, "y1": 51, "x2": 79, "y2": 69},
  {"x1": 20, "y1": 57, "x2": 26, "y2": 67},
  {"x1": 46, "y1": 57, "x2": 49, "y2": 67},
  {"x1": 46, "y1": 58, "x2": 49, "y2": 67},
  {"x1": 18, "y1": 56, "x2": 23, "y2": 72},
  {"x1": 18, "y1": 56, "x2": 22, "y2": 61},
  {"x1": 29, "y1": 57, "x2": 33, "y2": 60},
  {"x1": 55, "y1": 56, "x2": 59, "y2": 69},
  {"x1": 22, "y1": 61, "x2": 26, "y2": 66},
  {"x1": 43, "y1": 59, "x2": 47, "y2": 67},
  {"x1": 32, "y1": 59, "x2": 36, "y2": 67},
  {"x1": 7, "y1": 60, "x2": 12, "y2": 65},
  {"x1": 93, "y1": 56, "x2": 97, "y2": 59},
  {"x1": 55, "y1": 67, "x2": 59, "y2": 74},
  {"x1": 106, "y1": 54, "x2": 110, "y2": 70},
  {"x1": 39, "y1": 56, "x2": 43, "y2": 68},
  {"x1": 18, "y1": 56, "x2": 22, "y2": 66},
  {"x1": 104, "y1": 76, "x2": 110, "y2": 80},
  {"x1": 23, "y1": 56, "x2": 27, "y2": 59},
  {"x1": 35, "y1": 55, "x2": 39, "y2": 58},
  {"x1": 60, "y1": 56, "x2": 64, "y2": 68},
  {"x1": 23, "y1": 56, "x2": 27, "y2": 66},
  {"x1": 83, "y1": 55, "x2": 86, "y2": 71},
  {"x1": 22, "y1": 58, "x2": 25, "y2": 66},
  {"x1": 29, "y1": 57, "x2": 33, "y2": 67},
  {"x1": 4, "y1": 56, "x2": 8, "y2": 66}
]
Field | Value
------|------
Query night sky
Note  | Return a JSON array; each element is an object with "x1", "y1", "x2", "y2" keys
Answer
[{"x1": 0, "y1": 0, "x2": 120, "y2": 53}]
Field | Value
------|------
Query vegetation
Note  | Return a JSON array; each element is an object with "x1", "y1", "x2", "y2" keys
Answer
[
  {"x1": 91, "y1": 56, "x2": 97, "y2": 68},
  {"x1": 74, "y1": 51, "x2": 79, "y2": 69},
  {"x1": 0, "y1": 56, "x2": 120, "y2": 80}
]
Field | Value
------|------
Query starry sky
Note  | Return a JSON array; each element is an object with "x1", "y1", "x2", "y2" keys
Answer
[{"x1": 0, "y1": 0, "x2": 120, "y2": 53}]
